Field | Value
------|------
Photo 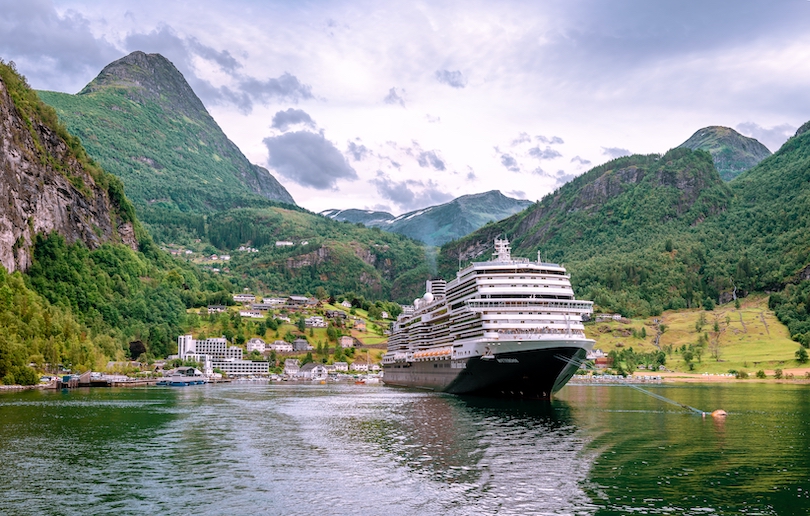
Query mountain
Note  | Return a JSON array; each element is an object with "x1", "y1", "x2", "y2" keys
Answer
[
  {"x1": 0, "y1": 59, "x2": 239, "y2": 383},
  {"x1": 440, "y1": 125, "x2": 810, "y2": 338},
  {"x1": 678, "y1": 126, "x2": 771, "y2": 181},
  {"x1": 37, "y1": 51, "x2": 294, "y2": 217},
  {"x1": 0, "y1": 61, "x2": 139, "y2": 273},
  {"x1": 321, "y1": 191, "x2": 534, "y2": 246},
  {"x1": 319, "y1": 209, "x2": 396, "y2": 226}
]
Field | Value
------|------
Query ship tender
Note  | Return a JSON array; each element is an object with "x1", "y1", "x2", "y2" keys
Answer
[{"x1": 382, "y1": 238, "x2": 594, "y2": 398}]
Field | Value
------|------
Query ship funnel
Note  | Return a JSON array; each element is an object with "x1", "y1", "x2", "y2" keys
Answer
[{"x1": 426, "y1": 279, "x2": 446, "y2": 297}]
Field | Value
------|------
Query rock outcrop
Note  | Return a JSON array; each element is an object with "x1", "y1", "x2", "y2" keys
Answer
[{"x1": 0, "y1": 66, "x2": 137, "y2": 273}]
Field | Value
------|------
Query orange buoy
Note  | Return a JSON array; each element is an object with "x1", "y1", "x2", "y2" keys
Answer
[{"x1": 711, "y1": 409, "x2": 728, "y2": 418}]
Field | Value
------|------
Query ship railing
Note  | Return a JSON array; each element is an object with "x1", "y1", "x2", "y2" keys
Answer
[{"x1": 485, "y1": 328, "x2": 587, "y2": 339}]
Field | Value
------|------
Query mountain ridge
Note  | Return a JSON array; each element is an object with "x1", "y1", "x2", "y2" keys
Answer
[{"x1": 321, "y1": 190, "x2": 533, "y2": 246}]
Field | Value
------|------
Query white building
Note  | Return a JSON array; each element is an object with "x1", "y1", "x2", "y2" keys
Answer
[
  {"x1": 284, "y1": 359, "x2": 300, "y2": 376},
  {"x1": 247, "y1": 338, "x2": 266, "y2": 353},
  {"x1": 268, "y1": 340, "x2": 293, "y2": 352},
  {"x1": 305, "y1": 316, "x2": 327, "y2": 328},
  {"x1": 233, "y1": 293, "x2": 256, "y2": 303},
  {"x1": 262, "y1": 297, "x2": 287, "y2": 306},
  {"x1": 341, "y1": 300, "x2": 352, "y2": 308},
  {"x1": 297, "y1": 363, "x2": 328, "y2": 380},
  {"x1": 239, "y1": 310, "x2": 264, "y2": 318},
  {"x1": 349, "y1": 362, "x2": 369, "y2": 372},
  {"x1": 333, "y1": 361, "x2": 348, "y2": 372},
  {"x1": 177, "y1": 335, "x2": 268, "y2": 376},
  {"x1": 275, "y1": 241, "x2": 294, "y2": 247},
  {"x1": 339, "y1": 336, "x2": 355, "y2": 349}
]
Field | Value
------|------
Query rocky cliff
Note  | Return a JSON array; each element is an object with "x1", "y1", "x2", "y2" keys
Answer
[{"x1": 0, "y1": 62, "x2": 137, "y2": 273}]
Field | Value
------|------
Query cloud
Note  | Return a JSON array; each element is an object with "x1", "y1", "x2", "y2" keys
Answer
[
  {"x1": 500, "y1": 154, "x2": 520, "y2": 172},
  {"x1": 571, "y1": 156, "x2": 592, "y2": 165},
  {"x1": 425, "y1": 114, "x2": 441, "y2": 123},
  {"x1": 528, "y1": 146, "x2": 562, "y2": 160},
  {"x1": 602, "y1": 147, "x2": 631, "y2": 159},
  {"x1": 435, "y1": 69, "x2": 467, "y2": 88},
  {"x1": 263, "y1": 131, "x2": 358, "y2": 190},
  {"x1": 124, "y1": 25, "x2": 312, "y2": 114},
  {"x1": 555, "y1": 170, "x2": 576, "y2": 184},
  {"x1": 736, "y1": 122, "x2": 796, "y2": 152},
  {"x1": 0, "y1": 0, "x2": 120, "y2": 91},
  {"x1": 384, "y1": 87, "x2": 405, "y2": 106},
  {"x1": 416, "y1": 150, "x2": 445, "y2": 170},
  {"x1": 371, "y1": 172, "x2": 453, "y2": 211},
  {"x1": 507, "y1": 190, "x2": 527, "y2": 199},
  {"x1": 346, "y1": 140, "x2": 369, "y2": 161},
  {"x1": 466, "y1": 168, "x2": 477, "y2": 181},
  {"x1": 271, "y1": 108, "x2": 316, "y2": 131},
  {"x1": 536, "y1": 135, "x2": 564, "y2": 145},
  {"x1": 511, "y1": 132, "x2": 532, "y2": 146}
]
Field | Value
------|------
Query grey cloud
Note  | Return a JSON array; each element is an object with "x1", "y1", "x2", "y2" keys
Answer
[
  {"x1": 602, "y1": 147, "x2": 631, "y2": 159},
  {"x1": 736, "y1": 122, "x2": 796, "y2": 152},
  {"x1": 0, "y1": 0, "x2": 121, "y2": 91},
  {"x1": 125, "y1": 26, "x2": 312, "y2": 114},
  {"x1": 417, "y1": 150, "x2": 445, "y2": 171},
  {"x1": 347, "y1": 140, "x2": 369, "y2": 161},
  {"x1": 371, "y1": 172, "x2": 453, "y2": 211},
  {"x1": 466, "y1": 169, "x2": 477, "y2": 181},
  {"x1": 511, "y1": 132, "x2": 532, "y2": 146},
  {"x1": 528, "y1": 146, "x2": 562, "y2": 160},
  {"x1": 555, "y1": 170, "x2": 576, "y2": 184},
  {"x1": 536, "y1": 135, "x2": 564, "y2": 145},
  {"x1": 271, "y1": 108, "x2": 316, "y2": 131},
  {"x1": 263, "y1": 131, "x2": 358, "y2": 190},
  {"x1": 500, "y1": 154, "x2": 520, "y2": 172},
  {"x1": 507, "y1": 190, "x2": 527, "y2": 199},
  {"x1": 384, "y1": 87, "x2": 405, "y2": 107},
  {"x1": 435, "y1": 69, "x2": 467, "y2": 89},
  {"x1": 571, "y1": 156, "x2": 592, "y2": 165},
  {"x1": 530, "y1": 167, "x2": 547, "y2": 176}
]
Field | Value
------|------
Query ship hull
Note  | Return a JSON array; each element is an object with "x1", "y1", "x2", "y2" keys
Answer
[{"x1": 383, "y1": 345, "x2": 587, "y2": 399}]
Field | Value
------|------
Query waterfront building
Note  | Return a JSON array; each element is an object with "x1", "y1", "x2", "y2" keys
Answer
[
  {"x1": 177, "y1": 335, "x2": 268, "y2": 376},
  {"x1": 349, "y1": 362, "x2": 369, "y2": 372},
  {"x1": 297, "y1": 363, "x2": 328, "y2": 380},
  {"x1": 284, "y1": 359, "x2": 300, "y2": 376},
  {"x1": 333, "y1": 361, "x2": 349, "y2": 372}
]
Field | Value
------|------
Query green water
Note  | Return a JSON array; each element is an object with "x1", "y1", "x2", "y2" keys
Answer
[{"x1": 0, "y1": 383, "x2": 807, "y2": 515}]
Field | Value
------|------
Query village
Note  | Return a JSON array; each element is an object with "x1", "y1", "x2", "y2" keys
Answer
[{"x1": 164, "y1": 291, "x2": 396, "y2": 383}]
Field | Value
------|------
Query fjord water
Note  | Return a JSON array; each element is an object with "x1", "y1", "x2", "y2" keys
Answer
[{"x1": 1, "y1": 383, "x2": 808, "y2": 515}]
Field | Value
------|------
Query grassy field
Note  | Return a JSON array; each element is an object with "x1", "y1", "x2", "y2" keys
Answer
[{"x1": 586, "y1": 295, "x2": 803, "y2": 374}]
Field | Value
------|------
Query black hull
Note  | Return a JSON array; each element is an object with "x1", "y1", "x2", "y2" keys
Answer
[{"x1": 383, "y1": 346, "x2": 586, "y2": 399}]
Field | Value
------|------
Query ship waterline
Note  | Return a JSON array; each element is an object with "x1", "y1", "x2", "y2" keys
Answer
[{"x1": 383, "y1": 238, "x2": 594, "y2": 397}]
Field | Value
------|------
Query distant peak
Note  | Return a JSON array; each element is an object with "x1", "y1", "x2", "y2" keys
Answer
[
  {"x1": 678, "y1": 125, "x2": 771, "y2": 181},
  {"x1": 78, "y1": 51, "x2": 207, "y2": 118}
]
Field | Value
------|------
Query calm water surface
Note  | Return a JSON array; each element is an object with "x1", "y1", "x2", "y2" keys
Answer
[{"x1": 1, "y1": 382, "x2": 808, "y2": 515}]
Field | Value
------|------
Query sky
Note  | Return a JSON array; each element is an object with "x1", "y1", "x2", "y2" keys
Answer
[{"x1": 3, "y1": 0, "x2": 810, "y2": 215}]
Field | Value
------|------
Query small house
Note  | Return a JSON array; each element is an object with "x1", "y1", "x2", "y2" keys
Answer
[
  {"x1": 284, "y1": 359, "x2": 300, "y2": 376},
  {"x1": 339, "y1": 336, "x2": 355, "y2": 349}
]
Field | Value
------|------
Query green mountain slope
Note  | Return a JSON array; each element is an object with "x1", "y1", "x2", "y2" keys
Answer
[
  {"x1": 37, "y1": 51, "x2": 294, "y2": 215},
  {"x1": 441, "y1": 127, "x2": 810, "y2": 334},
  {"x1": 322, "y1": 190, "x2": 533, "y2": 246},
  {"x1": 0, "y1": 59, "x2": 236, "y2": 381},
  {"x1": 678, "y1": 126, "x2": 771, "y2": 181}
]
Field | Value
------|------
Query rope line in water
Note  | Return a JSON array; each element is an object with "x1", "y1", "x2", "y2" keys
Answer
[{"x1": 555, "y1": 354, "x2": 706, "y2": 416}]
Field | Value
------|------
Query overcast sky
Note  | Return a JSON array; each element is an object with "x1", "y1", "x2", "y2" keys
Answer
[{"x1": 3, "y1": 0, "x2": 810, "y2": 214}]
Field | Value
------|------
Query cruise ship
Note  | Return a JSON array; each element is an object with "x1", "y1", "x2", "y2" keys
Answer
[{"x1": 382, "y1": 238, "x2": 594, "y2": 398}]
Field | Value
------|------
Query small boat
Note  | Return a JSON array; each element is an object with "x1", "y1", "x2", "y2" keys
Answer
[{"x1": 157, "y1": 367, "x2": 206, "y2": 386}]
